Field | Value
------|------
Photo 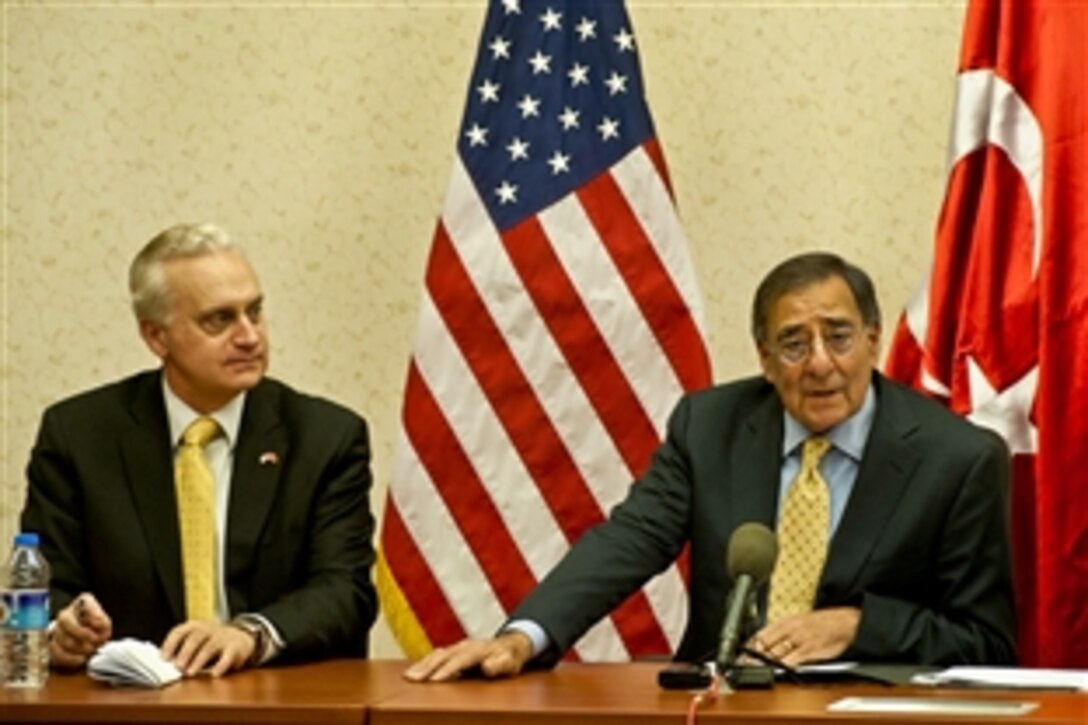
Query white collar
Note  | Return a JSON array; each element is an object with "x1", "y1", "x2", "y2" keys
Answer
[
  {"x1": 162, "y1": 376, "x2": 246, "y2": 449},
  {"x1": 781, "y1": 382, "x2": 876, "y2": 461}
]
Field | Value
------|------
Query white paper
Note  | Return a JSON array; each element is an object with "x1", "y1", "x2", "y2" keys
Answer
[
  {"x1": 912, "y1": 666, "x2": 1088, "y2": 692},
  {"x1": 88, "y1": 638, "x2": 182, "y2": 688},
  {"x1": 797, "y1": 661, "x2": 859, "y2": 674},
  {"x1": 829, "y1": 696, "x2": 1039, "y2": 716}
]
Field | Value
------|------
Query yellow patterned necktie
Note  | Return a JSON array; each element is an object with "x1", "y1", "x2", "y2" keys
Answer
[
  {"x1": 768, "y1": 437, "x2": 832, "y2": 622},
  {"x1": 175, "y1": 416, "x2": 221, "y2": 622}
]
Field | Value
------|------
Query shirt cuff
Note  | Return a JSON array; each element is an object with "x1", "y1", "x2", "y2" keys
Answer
[
  {"x1": 502, "y1": 619, "x2": 549, "y2": 659},
  {"x1": 233, "y1": 613, "x2": 285, "y2": 665}
]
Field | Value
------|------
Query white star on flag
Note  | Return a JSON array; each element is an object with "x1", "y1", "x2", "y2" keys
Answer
[
  {"x1": 568, "y1": 63, "x2": 590, "y2": 87},
  {"x1": 489, "y1": 36, "x2": 512, "y2": 60},
  {"x1": 598, "y1": 116, "x2": 620, "y2": 140},
  {"x1": 540, "y1": 7, "x2": 562, "y2": 31}
]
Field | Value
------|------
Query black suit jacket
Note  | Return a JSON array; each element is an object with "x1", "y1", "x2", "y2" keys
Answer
[
  {"x1": 512, "y1": 373, "x2": 1016, "y2": 666},
  {"x1": 21, "y1": 370, "x2": 377, "y2": 661}
]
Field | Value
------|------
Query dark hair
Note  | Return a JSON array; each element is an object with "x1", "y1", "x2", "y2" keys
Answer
[{"x1": 751, "y1": 251, "x2": 881, "y2": 343}]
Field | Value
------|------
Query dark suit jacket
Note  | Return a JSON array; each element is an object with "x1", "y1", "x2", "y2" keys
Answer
[
  {"x1": 21, "y1": 370, "x2": 377, "y2": 661},
  {"x1": 512, "y1": 373, "x2": 1017, "y2": 666}
]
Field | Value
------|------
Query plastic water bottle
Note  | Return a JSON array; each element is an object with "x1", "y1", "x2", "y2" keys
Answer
[{"x1": 2, "y1": 532, "x2": 50, "y2": 688}]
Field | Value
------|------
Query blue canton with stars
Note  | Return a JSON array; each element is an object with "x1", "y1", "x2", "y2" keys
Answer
[{"x1": 457, "y1": 0, "x2": 655, "y2": 231}]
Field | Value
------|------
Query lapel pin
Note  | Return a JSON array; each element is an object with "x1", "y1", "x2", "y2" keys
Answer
[{"x1": 259, "y1": 451, "x2": 280, "y2": 466}]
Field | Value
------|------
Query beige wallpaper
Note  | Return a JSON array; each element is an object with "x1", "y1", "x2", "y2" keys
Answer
[{"x1": 2, "y1": 0, "x2": 965, "y2": 658}]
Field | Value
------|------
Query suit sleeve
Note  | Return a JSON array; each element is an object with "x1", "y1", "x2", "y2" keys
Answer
[
  {"x1": 21, "y1": 407, "x2": 86, "y2": 616},
  {"x1": 255, "y1": 413, "x2": 378, "y2": 659},
  {"x1": 846, "y1": 430, "x2": 1017, "y2": 665},
  {"x1": 510, "y1": 397, "x2": 697, "y2": 666}
]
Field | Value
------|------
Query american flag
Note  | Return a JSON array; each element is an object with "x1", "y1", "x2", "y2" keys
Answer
[{"x1": 377, "y1": 0, "x2": 712, "y2": 661}]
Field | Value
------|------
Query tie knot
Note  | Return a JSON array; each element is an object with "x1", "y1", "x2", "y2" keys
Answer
[
  {"x1": 802, "y1": 437, "x2": 831, "y2": 469},
  {"x1": 183, "y1": 416, "x2": 221, "y2": 447}
]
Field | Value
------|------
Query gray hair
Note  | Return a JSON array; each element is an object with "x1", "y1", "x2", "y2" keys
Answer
[{"x1": 129, "y1": 222, "x2": 242, "y2": 324}]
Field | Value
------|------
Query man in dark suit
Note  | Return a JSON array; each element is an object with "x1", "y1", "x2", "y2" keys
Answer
[
  {"x1": 21, "y1": 222, "x2": 377, "y2": 677},
  {"x1": 406, "y1": 251, "x2": 1016, "y2": 681}
]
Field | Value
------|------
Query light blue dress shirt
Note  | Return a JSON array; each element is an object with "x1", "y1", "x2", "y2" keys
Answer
[{"x1": 778, "y1": 383, "x2": 876, "y2": 537}]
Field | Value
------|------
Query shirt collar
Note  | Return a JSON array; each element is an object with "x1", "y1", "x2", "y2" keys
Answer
[
  {"x1": 781, "y1": 382, "x2": 876, "y2": 461},
  {"x1": 162, "y1": 377, "x2": 246, "y2": 450}
]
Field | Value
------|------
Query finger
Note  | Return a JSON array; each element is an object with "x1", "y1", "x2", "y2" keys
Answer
[
  {"x1": 203, "y1": 627, "x2": 254, "y2": 677},
  {"x1": 164, "y1": 623, "x2": 209, "y2": 671},
  {"x1": 403, "y1": 648, "x2": 451, "y2": 681},
  {"x1": 427, "y1": 640, "x2": 508, "y2": 682},
  {"x1": 78, "y1": 594, "x2": 113, "y2": 635},
  {"x1": 479, "y1": 648, "x2": 520, "y2": 678},
  {"x1": 160, "y1": 623, "x2": 188, "y2": 660},
  {"x1": 54, "y1": 627, "x2": 98, "y2": 657},
  {"x1": 49, "y1": 640, "x2": 87, "y2": 669},
  {"x1": 161, "y1": 621, "x2": 204, "y2": 660},
  {"x1": 185, "y1": 638, "x2": 224, "y2": 677},
  {"x1": 49, "y1": 628, "x2": 91, "y2": 667},
  {"x1": 66, "y1": 619, "x2": 110, "y2": 647},
  {"x1": 55, "y1": 605, "x2": 89, "y2": 638},
  {"x1": 176, "y1": 632, "x2": 214, "y2": 675},
  {"x1": 54, "y1": 618, "x2": 103, "y2": 655},
  {"x1": 479, "y1": 633, "x2": 532, "y2": 678},
  {"x1": 427, "y1": 645, "x2": 487, "y2": 682},
  {"x1": 744, "y1": 633, "x2": 767, "y2": 654},
  {"x1": 208, "y1": 641, "x2": 247, "y2": 678},
  {"x1": 208, "y1": 650, "x2": 234, "y2": 678},
  {"x1": 772, "y1": 636, "x2": 798, "y2": 661},
  {"x1": 748, "y1": 623, "x2": 783, "y2": 649},
  {"x1": 405, "y1": 642, "x2": 485, "y2": 682}
]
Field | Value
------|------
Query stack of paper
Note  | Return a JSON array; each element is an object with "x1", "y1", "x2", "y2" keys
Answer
[
  {"x1": 829, "y1": 696, "x2": 1038, "y2": 716},
  {"x1": 912, "y1": 666, "x2": 1088, "y2": 691},
  {"x1": 88, "y1": 638, "x2": 182, "y2": 688}
]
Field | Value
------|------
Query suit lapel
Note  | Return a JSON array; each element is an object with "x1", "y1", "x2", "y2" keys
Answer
[
  {"x1": 729, "y1": 390, "x2": 783, "y2": 531},
  {"x1": 225, "y1": 382, "x2": 288, "y2": 603},
  {"x1": 118, "y1": 372, "x2": 187, "y2": 623},
  {"x1": 820, "y1": 377, "x2": 921, "y2": 598},
  {"x1": 725, "y1": 385, "x2": 783, "y2": 620}
]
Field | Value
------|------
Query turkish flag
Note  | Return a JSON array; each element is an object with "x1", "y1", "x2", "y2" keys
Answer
[{"x1": 886, "y1": 0, "x2": 1088, "y2": 667}]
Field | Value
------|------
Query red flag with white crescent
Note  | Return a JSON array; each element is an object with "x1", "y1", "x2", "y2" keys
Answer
[{"x1": 886, "y1": 0, "x2": 1088, "y2": 667}]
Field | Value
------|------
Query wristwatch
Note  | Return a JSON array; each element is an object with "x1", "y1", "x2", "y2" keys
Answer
[{"x1": 229, "y1": 615, "x2": 270, "y2": 667}]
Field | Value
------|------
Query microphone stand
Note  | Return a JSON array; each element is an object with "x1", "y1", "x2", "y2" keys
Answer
[{"x1": 718, "y1": 591, "x2": 775, "y2": 689}]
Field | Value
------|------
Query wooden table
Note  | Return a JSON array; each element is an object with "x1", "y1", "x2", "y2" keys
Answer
[
  {"x1": 0, "y1": 659, "x2": 403, "y2": 724},
  {"x1": 372, "y1": 662, "x2": 1088, "y2": 725},
  {"x1": 1, "y1": 660, "x2": 1084, "y2": 724}
]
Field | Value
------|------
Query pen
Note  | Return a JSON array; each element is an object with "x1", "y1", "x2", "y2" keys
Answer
[{"x1": 74, "y1": 594, "x2": 88, "y2": 626}]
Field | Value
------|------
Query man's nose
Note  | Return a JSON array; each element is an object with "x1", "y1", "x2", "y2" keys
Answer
[
  {"x1": 803, "y1": 335, "x2": 835, "y2": 372},
  {"x1": 233, "y1": 317, "x2": 262, "y2": 345}
]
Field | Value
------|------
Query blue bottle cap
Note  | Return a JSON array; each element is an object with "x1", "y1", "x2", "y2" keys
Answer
[{"x1": 14, "y1": 532, "x2": 40, "y2": 547}]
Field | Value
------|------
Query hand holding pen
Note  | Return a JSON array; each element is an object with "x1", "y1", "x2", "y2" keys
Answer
[{"x1": 49, "y1": 593, "x2": 113, "y2": 670}]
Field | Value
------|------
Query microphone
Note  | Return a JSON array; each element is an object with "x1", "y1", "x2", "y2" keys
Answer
[{"x1": 715, "y1": 522, "x2": 778, "y2": 672}]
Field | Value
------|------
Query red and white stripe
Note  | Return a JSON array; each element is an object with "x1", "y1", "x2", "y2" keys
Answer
[{"x1": 381, "y1": 140, "x2": 712, "y2": 661}]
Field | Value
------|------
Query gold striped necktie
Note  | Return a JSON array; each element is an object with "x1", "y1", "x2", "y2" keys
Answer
[
  {"x1": 175, "y1": 416, "x2": 221, "y2": 622},
  {"x1": 768, "y1": 437, "x2": 832, "y2": 622}
]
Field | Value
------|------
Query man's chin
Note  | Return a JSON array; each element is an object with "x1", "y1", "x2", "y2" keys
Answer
[
  {"x1": 227, "y1": 367, "x2": 266, "y2": 391},
  {"x1": 801, "y1": 399, "x2": 848, "y2": 432}
]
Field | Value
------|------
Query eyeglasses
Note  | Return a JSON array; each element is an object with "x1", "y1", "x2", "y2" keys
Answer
[{"x1": 771, "y1": 327, "x2": 859, "y2": 365}]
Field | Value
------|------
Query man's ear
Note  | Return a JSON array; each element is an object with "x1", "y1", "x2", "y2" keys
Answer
[
  {"x1": 757, "y1": 342, "x2": 775, "y2": 382},
  {"x1": 867, "y1": 324, "x2": 882, "y2": 359},
  {"x1": 139, "y1": 319, "x2": 168, "y2": 360}
]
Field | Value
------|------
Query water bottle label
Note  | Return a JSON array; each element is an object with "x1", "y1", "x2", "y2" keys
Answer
[{"x1": 2, "y1": 589, "x2": 50, "y2": 630}]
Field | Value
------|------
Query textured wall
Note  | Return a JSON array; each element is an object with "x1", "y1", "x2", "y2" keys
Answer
[{"x1": 1, "y1": 0, "x2": 965, "y2": 658}]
